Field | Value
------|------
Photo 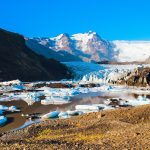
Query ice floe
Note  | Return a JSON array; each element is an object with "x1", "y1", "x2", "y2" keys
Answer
[
  {"x1": 75, "y1": 105, "x2": 100, "y2": 111},
  {"x1": 23, "y1": 92, "x2": 43, "y2": 105},
  {"x1": 0, "y1": 80, "x2": 22, "y2": 86},
  {"x1": 0, "y1": 105, "x2": 20, "y2": 112},
  {"x1": 120, "y1": 95, "x2": 150, "y2": 107},
  {"x1": 0, "y1": 116, "x2": 7, "y2": 126},
  {"x1": 0, "y1": 105, "x2": 9, "y2": 111},
  {"x1": 8, "y1": 106, "x2": 20, "y2": 112},
  {"x1": 66, "y1": 110, "x2": 83, "y2": 116},
  {"x1": 41, "y1": 96, "x2": 71, "y2": 105},
  {"x1": 0, "y1": 110, "x2": 3, "y2": 115},
  {"x1": 41, "y1": 111, "x2": 60, "y2": 119},
  {"x1": 58, "y1": 112, "x2": 69, "y2": 119}
]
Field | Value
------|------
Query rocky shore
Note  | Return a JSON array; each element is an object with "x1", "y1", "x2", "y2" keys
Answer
[{"x1": 0, "y1": 104, "x2": 150, "y2": 149}]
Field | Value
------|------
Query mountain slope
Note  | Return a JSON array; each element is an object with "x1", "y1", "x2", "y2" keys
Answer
[{"x1": 0, "y1": 28, "x2": 72, "y2": 81}]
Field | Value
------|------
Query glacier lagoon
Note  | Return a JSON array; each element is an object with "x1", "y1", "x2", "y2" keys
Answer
[{"x1": 1, "y1": 62, "x2": 150, "y2": 131}]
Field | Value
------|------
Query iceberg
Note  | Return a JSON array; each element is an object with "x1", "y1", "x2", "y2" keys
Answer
[
  {"x1": 0, "y1": 79, "x2": 22, "y2": 86},
  {"x1": 41, "y1": 96, "x2": 71, "y2": 105},
  {"x1": 122, "y1": 96, "x2": 150, "y2": 106},
  {"x1": 0, "y1": 110, "x2": 3, "y2": 115},
  {"x1": 8, "y1": 106, "x2": 20, "y2": 112},
  {"x1": 24, "y1": 92, "x2": 43, "y2": 105},
  {"x1": 58, "y1": 112, "x2": 69, "y2": 118},
  {"x1": 41, "y1": 111, "x2": 60, "y2": 119},
  {"x1": 0, "y1": 105, "x2": 9, "y2": 111},
  {"x1": 75, "y1": 105, "x2": 100, "y2": 111},
  {"x1": 0, "y1": 116, "x2": 7, "y2": 126}
]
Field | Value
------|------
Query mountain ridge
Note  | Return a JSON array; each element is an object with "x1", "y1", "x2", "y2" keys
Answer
[
  {"x1": 27, "y1": 31, "x2": 114, "y2": 62},
  {"x1": 27, "y1": 31, "x2": 150, "y2": 63}
]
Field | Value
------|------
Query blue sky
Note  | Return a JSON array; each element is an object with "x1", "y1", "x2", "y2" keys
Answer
[{"x1": 0, "y1": 0, "x2": 150, "y2": 40}]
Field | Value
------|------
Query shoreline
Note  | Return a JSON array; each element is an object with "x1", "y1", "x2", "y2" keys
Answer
[
  {"x1": 0, "y1": 86, "x2": 150, "y2": 133},
  {"x1": 0, "y1": 93, "x2": 108, "y2": 133}
]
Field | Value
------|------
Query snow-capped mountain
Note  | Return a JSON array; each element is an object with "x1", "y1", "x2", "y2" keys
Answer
[
  {"x1": 71, "y1": 31, "x2": 114, "y2": 62},
  {"x1": 51, "y1": 33, "x2": 73, "y2": 52},
  {"x1": 26, "y1": 32, "x2": 150, "y2": 63},
  {"x1": 27, "y1": 31, "x2": 114, "y2": 62}
]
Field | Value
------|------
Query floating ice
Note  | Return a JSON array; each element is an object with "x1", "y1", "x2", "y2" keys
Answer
[
  {"x1": 41, "y1": 111, "x2": 60, "y2": 119},
  {"x1": 121, "y1": 96, "x2": 150, "y2": 106},
  {"x1": 8, "y1": 106, "x2": 20, "y2": 112},
  {"x1": 58, "y1": 112, "x2": 69, "y2": 118},
  {"x1": 0, "y1": 110, "x2": 3, "y2": 115},
  {"x1": 0, "y1": 80, "x2": 22, "y2": 86},
  {"x1": 0, "y1": 116, "x2": 7, "y2": 126},
  {"x1": 41, "y1": 96, "x2": 71, "y2": 105},
  {"x1": 0, "y1": 105, "x2": 20, "y2": 112},
  {"x1": 24, "y1": 92, "x2": 43, "y2": 105},
  {"x1": 0, "y1": 105, "x2": 9, "y2": 111},
  {"x1": 75, "y1": 105, "x2": 100, "y2": 111},
  {"x1": 12, "y1": 85, "x2": 25, "y2": 90}
]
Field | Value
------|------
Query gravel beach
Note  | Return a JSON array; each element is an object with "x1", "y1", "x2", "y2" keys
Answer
[{"x1": 0, "y1": 104, "x2": 150, "y2": 150}]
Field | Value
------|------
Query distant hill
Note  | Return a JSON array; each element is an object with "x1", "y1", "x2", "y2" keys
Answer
[{"x1": 0, "y1": 28, "x2": 72, "y2": 81}]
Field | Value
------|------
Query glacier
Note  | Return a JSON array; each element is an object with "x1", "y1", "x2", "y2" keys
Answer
[{"x1": 113, "y1": 40, "x2": 150, "y2": 62}]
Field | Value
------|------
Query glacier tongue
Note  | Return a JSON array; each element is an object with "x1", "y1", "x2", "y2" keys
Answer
[
  {"x1": 63, "y1": 61, "x2": 105, "y2": 80},
  {"x1": 80, "y1": 66, "x2": 135, "y2": 84},
  {"x1": 64, "y1": 62, "x2": 146, "y2": 84}
]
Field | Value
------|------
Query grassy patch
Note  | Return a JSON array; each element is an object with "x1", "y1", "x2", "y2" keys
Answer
[{"x1": 35, "y1": 128, "x2": 105, "y2": 143}]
